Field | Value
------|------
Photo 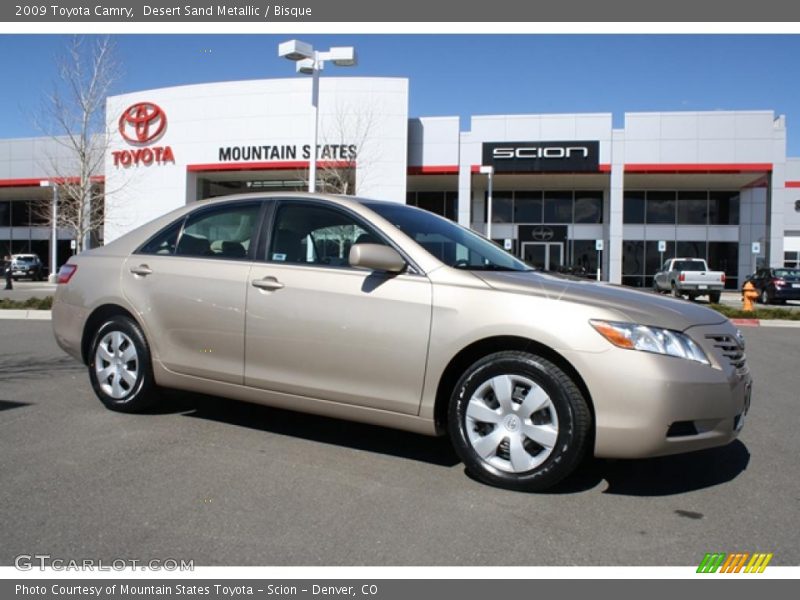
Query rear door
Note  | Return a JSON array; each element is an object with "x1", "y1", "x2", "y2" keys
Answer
[{"x1": 122, "y1": 200, "x2": 263, "y2": 384}]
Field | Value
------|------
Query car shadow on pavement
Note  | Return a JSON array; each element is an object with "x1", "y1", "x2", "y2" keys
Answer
[
  {"x1": 0, "y1": 399, "x2": 30, "y2": 411},
  {"x1": 0, "y1": 355, "x2": 84, "y2": 381},
  {"x1": 547, "y1": 440, "x2": 750, "y2": 496},
  {"x1": 156, "y1": 390, "x2": 461, "y2": 468}
]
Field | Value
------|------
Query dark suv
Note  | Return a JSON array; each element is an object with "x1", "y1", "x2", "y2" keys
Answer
[
  {"x1": 10, "y1": 254, "x2": 45, "y2": 281},
  {"x1": 747, "y1": 267, "x2": 800, "y2": 304}
]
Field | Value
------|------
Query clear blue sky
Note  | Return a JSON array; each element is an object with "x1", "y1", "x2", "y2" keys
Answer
[{"x1": 2, "y1": 34, "x2": 800, "y2": 154}]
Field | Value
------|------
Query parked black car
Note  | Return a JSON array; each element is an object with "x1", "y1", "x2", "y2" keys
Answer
[{"x1": 746, "y1": 267, "x2": 800, "y2": 304}]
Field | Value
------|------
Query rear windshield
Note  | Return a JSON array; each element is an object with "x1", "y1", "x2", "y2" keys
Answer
[
  {"x1": 673, "y1": 260, "x2": 707, "y2": 271},
  {"x1": 774, "y1": 269, "x2": 800, "y2": 278}
]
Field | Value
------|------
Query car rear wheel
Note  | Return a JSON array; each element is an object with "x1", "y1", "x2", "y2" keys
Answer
[
  {"x1": 760, "y1": 289, "x2": 770, "y2": 305},
  {"x1": 448, "y1": 351, "x2": 591, "y2": 492},
  {"x1": 88, "y1": 316, "x2": 158, "y2": 413},
  {"x1": 709, "y1": 291, "x2": 721, "y2": 304},
  {"x1": 671, "y1": 284, "x2": 681, "y2": 299}
]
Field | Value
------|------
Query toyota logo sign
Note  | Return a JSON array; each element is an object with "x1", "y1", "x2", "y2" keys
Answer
[{"x1": 119, "y1": 102, "x2": 167, "y2": 145}]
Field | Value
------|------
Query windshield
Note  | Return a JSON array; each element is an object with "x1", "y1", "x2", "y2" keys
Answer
[{"x1": 362, "y1": 201, "x2": 532, "y2": 272}]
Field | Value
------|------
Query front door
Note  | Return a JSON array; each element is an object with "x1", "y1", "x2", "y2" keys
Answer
[
  {"x1": 522, "y1": 242, "x2": 563, "y2": 271},
  {"x1": 244, "y1": 200, "x2": 432, "y2": 415}
]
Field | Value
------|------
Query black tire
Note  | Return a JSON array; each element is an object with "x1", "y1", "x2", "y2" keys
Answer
[
  {"x1": 448, "y1": 351, "x2": 591, "y2": 492},
  {"x1": 709, "y1": 291, "x2": 721, "y2": 304},
  {"x1": 88, "y1": 315, "x2": 158, "y2": 413},
  {"x1": 671, "y1": 283, "x2": 681, "y2": 299},
  {"x1": 760, "y1": 289, "x2": 770, "y2": 305}
]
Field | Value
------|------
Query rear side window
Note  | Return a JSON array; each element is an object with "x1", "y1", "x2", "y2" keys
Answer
[{"x1": 138, "y1": 202, "x2": 262, "y2": 259}]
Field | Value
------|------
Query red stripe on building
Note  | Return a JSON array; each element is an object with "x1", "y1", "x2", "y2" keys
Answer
[
  {"x1": 0, "y1": 176, "x2": 105, "y2": 187},
  {"x1": 625, "y1": 163, "x2": 772, "y2": 174},
  {"x1": 470, "y1": 164, "x2": 612, "y2": 174},
  {"x1": 407, "y1": 165, "x2": 459, "y2": 175},
  {"x1": 187, "y1": 161, "x2": 353, "y2": 172}
]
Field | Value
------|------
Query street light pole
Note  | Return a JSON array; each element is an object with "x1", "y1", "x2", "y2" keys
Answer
[
  {"x1": 278, "y1": 40, "x2": 357, "y2": 194},
  {"x1": 479, "y1": 165, "x2": 494, "y2": 241},
  {"x1": 40, "y1": 180, "x2": 59, "y2": 281},
  {"x1": 308, "y1": 53, "x2": 320, "y2": 193}
]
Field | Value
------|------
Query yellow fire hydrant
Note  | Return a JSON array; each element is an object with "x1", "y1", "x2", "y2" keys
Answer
[{"x1": 742, "y1": 281, "x2": 758, "y2": 311}]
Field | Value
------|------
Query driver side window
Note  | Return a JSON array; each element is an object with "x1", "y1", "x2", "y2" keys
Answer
[{"x1": 268, "y1": 203, "x2": 384, "y2": 267}]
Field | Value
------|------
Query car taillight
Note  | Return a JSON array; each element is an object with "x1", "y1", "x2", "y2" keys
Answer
[
  {"x1": 57, "y1": 264, "x2": 77, "y2": 284},
  {"x1": 721, "y1": 273, "x2": 726, "y2": 283},
  {"x1": 679, "y1": 273, "x2": 685, "y2": 282}
]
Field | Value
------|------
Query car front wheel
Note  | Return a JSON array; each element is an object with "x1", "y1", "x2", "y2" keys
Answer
[
  {"x1": 448, "y1": 351, "x2": 591, "y2": 492},
  {"x1": 88, "y1": 316, "x2": 158, "y2": 413}
]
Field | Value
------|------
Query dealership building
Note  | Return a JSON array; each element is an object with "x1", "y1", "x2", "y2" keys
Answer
[{"x1": 2, "y1": 75, "x2": 800, "y2": 288}]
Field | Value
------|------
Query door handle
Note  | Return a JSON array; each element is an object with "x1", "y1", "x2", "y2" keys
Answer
[
  {"x1": 252, "y1": 276, "x2": 284, "y2": 291},
  {"x1": 129, "y1": 264, "x2": 153, "y2": 276}
]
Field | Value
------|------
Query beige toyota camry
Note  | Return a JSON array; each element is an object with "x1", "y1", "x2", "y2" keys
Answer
[{"x1": 52, "y1": 192, "x2": 752, "y2": 491}]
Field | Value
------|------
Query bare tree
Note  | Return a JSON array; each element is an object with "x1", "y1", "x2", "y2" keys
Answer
[
  {"x1": 297, "y1": 100, "x2": 382, "y2": 196},
  {"x1": 34, "y1": 35, "x2": 120, "y2": 253}
]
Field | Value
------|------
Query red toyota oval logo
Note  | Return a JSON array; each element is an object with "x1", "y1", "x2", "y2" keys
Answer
[{"x1": 118, "y1": 102, "x2": 167, "y2": 145}]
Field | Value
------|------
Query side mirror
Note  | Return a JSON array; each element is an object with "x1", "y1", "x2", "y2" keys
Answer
[{"x1": 349, "y1": 244, "x2": 406, "y2": 273}]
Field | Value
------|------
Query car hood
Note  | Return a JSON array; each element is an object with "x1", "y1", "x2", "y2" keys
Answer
[{"x1": 472, "y1": 270, "x2": 728, "y2": 331}]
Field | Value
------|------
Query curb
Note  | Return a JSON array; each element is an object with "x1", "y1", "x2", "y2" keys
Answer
[
  {"x1": 730, "y1": 318, "x2": 800, "y2": 328},
  {"x1": 0, "y1": 310, "x2": 52, "y2": 320}
]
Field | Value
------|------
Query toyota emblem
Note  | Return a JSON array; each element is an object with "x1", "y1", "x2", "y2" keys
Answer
[{"x1": 119, "y1": 102, "x2": 167, "y2": 145}]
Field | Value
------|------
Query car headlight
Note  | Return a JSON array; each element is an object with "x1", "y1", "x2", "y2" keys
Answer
[{"x1": 589, "y1": 319, "x2": 710, "y2": 365}]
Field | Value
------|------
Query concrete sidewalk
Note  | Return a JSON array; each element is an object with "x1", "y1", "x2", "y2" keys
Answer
[{"x1": 0, "y1": 310, "x2": 52, "y2": 320}]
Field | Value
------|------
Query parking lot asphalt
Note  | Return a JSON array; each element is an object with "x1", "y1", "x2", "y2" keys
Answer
[{"x1": 0, "y1": 320, "x2": 797, "y2": 567}]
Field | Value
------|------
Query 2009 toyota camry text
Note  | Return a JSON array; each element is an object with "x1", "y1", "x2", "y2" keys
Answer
[{"x1": 52, "y1": 193, "x2": 752, "y2": 491}]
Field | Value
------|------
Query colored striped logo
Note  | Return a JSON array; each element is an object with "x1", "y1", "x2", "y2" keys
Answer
[{"x1": 697, "y1": 552, "x2": 773, "y2": 573}]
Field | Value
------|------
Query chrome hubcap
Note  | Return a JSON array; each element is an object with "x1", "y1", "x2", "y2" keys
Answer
[
  {"x1": 465, "y1": 374, "x2": 559, "y2": 473},
  {"x1": 95, "y1": 331, "x2": 139, "y2": 400}
]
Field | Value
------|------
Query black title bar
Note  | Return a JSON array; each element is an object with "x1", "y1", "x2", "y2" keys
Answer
[{"x1": 4, "y1": 1, "x2": 800, "y2": 22}]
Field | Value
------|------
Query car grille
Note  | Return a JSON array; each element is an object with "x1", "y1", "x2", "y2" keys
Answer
[{"x1": 705, "y1": 333, "x2": 747, "y2": 371}]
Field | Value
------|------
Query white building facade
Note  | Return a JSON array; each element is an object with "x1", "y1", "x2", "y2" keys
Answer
[{"x1": 2, "y1": 75, "x2": 800, "y2": 289}]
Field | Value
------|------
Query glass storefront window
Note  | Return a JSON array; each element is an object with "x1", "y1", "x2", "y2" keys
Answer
[
  {"x1": 677, "y1": 191, "x2": 708, "y2": 225},
  {"x1": 571, "y1": 240, "x2": 598, "y2": 273},
  {"x1": 646, "y1": 191, "x2": 676, "y2": 224},
  {"x1": 676, "y1": 241, "x2": 706, "y2": 259},
  {"x1": 708, "y1": 241, "x2": 739, "y2": 289},
  {"x1": 645, "y1": 240, "x2": 675, "y2": 276},
  {"x1": 623, "y1": 240, "x2": 645, "y2": 276},
  {"x1": 514, "y1": 192, "x2": 543, "y2": 223},
  {"x1": 543, "y1": 191, "x2": 572, "y2": 223},
  {"x1": 623, "y1": 192, "x2": 645, "y2": 224},
  {"x1": 444, "y1": 192, "x2": 457, "y2": 221},
  {"x1": 709, "y1": 191, "x2": 740, "y2": 225},
  {"x1": 574, "y1": 191, "x2": 603, "y2": 224},
  {"x1": 490, "y1": 191, "x2": 513, "y2": 223}
]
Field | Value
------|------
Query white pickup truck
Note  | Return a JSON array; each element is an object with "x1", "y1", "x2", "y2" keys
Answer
[{"x1": 653, "y1": 258, "x2": 726, "y2": 303}]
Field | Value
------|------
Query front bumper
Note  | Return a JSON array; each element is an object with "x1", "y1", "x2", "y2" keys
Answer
[
  {"x1": 773, "y1": 286, "x2": 800, "y2": 301},
  {"x1": 567, "y1": 322, "x2": 751, "y2": 459}
]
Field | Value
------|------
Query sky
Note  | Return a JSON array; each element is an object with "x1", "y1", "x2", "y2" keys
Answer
[{"x1": 2, "y1": 34, "x2": 800, "y2": 154}]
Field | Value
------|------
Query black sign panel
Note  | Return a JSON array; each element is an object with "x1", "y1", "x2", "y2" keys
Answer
[
  {"x1": 519, "y1": 225, "x2": 568, "y2": 243},
  {"x1": 482, "y1": 141, "x2": 599, "y2": 173}
]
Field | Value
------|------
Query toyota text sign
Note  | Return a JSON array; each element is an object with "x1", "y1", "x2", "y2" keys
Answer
[
  {"x1": 113, "y1": 102, "x2": 175, "y2": 168},
  {"x1": 482, "y1": 141, "x2": 599, "y2": 173}
]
